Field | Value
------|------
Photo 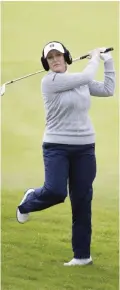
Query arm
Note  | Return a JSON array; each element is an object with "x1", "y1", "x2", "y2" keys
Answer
[
  {"x1": 88, "y1": 59, "x2": 115, "y2": 97},
  {"x1": 42, "y1": 55, "x2": 100, "y2": 94}
]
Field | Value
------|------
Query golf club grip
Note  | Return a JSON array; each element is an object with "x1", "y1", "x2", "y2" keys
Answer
[{"x1": 80, "y1": 47, "x2": 114, "y2": 60}]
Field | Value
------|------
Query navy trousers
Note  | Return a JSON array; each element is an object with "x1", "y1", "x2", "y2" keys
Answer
[{"x1": 19, "y1": 142, "x2": 96, "y2": 258}]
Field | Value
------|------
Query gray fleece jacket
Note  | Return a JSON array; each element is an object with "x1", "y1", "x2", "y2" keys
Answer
[{"x1": 41, "y1": 56, "x2": 115, "y2": 145}]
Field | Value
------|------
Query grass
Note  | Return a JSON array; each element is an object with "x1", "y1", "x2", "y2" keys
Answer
[{"x1": 1, "y1": 1, "x2": 119, "y2": 290}]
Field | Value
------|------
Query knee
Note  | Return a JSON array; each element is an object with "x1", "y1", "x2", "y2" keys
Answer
[
  {"x1": 52, "y1": 188, "x2": 67, "y2": 203},
  {"x1": 58, "y1": 192, "x2": 66, "y2": 202},
  {"x1": 45, "y1": 185, "x2": 67, "y2": 203}
]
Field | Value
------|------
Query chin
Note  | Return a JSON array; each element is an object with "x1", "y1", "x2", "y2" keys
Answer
[{"x1": 53, "y1": 67, "x2": 65, "y2": 73}]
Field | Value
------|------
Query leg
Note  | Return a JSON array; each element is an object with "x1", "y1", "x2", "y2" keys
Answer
[
  {"x1": 17, "y1": 143, "x2": 69, "y2": 215},
  {"x1": 69, "y1": 144, "x2": 96, "y2": 259}
]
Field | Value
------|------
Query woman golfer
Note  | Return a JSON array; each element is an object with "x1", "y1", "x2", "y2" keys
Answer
[{"x1": 17, "y1": 41, "x2": 115, "y2": 266}]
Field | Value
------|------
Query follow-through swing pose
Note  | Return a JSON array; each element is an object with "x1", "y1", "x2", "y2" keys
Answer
[{"x1": 16, "y1": 41, "x2": 115, "y2": 266}]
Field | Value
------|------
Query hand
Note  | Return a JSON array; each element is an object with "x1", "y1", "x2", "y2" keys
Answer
[
  {"x1": 87, "y1": 48, "x2": 101, "y2": 59},
  {"x1": 99, "y1": 47, "x2": 112, "y2": 62},
  {"x1": 0, "y1": 84, "x2": 5, "y2": 96}
]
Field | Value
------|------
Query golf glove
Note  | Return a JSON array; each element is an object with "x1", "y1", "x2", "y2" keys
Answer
[
  {"x1": 88, "y1": 48, "x2": 101, "y2": 59},
  {"x1": 100, "y1": 47, "x2": 112, "y2": 62},
  {"x1": 0, "y1": 84, "x2": 5, "y2": 96}
]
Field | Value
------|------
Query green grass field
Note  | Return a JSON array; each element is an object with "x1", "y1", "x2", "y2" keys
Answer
[{"x1": 1, "y1": 2, "x2": 119, "y2": 290}]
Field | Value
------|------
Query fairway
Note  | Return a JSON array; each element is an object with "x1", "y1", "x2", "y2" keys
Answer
[{"x1": 1, "y1": 2, "x2": 119, "y2": 290}]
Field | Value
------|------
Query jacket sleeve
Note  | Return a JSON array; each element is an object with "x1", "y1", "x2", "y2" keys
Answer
[
  {"x1": 88, "y1": 59, "x2": 115, "y2": 97},
  {"x1": 41, "y1": 56, "x2": 100, "y2": 93}
]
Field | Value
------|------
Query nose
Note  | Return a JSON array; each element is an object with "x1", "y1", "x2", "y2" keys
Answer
[{"x1": 53, "y1": 55, "x2": 58, "y2": 62}]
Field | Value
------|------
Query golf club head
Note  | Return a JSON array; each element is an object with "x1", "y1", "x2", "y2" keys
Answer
[{"x1": 0, "y1": 84, "x2": 6, "y2": 96}]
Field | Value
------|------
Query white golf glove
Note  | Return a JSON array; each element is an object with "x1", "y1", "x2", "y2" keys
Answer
[
  {"x1": 0, "y1": 84, "x2": 5, "y2": 96},
  {"x1": 88, "y1": 48, "x2": 101, "y2": 59},
  {"x1": 100, "y1": 47, "x2": 112, "y2": 62}
]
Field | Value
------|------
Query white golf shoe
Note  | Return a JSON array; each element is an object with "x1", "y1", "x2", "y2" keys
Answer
[
  {"x1": 16, "y1": 188, "x2": 34, "y2": 224},
  {"x1": 64, "y1": 256, "x2": 92, "y2": 266}
]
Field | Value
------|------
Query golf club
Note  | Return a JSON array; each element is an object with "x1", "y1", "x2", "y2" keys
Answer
[{"x1": 0, "y1": 47, "x2": 114, "y2": 96}]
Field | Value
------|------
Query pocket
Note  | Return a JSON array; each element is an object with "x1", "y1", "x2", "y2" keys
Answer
[{"x1": 42, "y1": 142, "x2": 58, "y2": 150}]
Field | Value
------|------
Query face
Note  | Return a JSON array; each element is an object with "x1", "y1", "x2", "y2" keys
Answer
[{"x1": 46, "y1": 50, "x2": 67, "y2": 73}]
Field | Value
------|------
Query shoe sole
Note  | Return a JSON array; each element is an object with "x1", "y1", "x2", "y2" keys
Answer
[
  {"x1": 16, "y1": 209, "x2": 29, "y2": 224},
  {"x1": 16, "y1": 189, "x2": 34, "y2": 223},
  {"x1": 19, "y1": 188, "x2": 34, "y2": 205},
  {"x1": 86, "y1": 260, "x2": 93, "y2": 265},
  {"x1": 64, "y1": 260, "x2": 93, "y2": 266}
]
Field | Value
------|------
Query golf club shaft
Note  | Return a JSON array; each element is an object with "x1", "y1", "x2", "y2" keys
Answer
[
  {"x1": 5, "y1": 69, "x2": 45, "y2": 85},
  {"x1": 5, "y1": 47, "x2": 114, "y2": 86}
]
